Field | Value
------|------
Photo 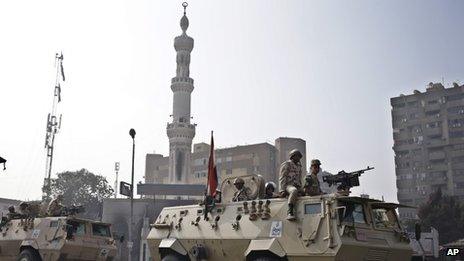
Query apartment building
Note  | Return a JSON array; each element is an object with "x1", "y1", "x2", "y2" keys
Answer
[{"x1": 391, "y1": 82, "x2": 464, "y2": 219}]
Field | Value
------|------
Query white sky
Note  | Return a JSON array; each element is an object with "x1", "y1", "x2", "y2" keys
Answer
[{"x1": 0, "y1": 0, "x2": 463, "y2": 202}]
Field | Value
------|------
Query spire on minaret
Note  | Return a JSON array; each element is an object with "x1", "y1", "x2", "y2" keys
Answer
[
  {"x1": 181, "y1": 2, "x2": 189, "y2": 33},
  {"x1": 167, "y1": 2, "x2": 196, "y2": 184}
]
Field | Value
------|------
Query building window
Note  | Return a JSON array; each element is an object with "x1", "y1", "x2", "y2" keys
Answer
[
  {"x1": 450, "y1": 131, "x2": 464, "y2": 138},
  {"x1": 447, "y1": 93, "x2": 464, "y2": 102},
  {"x1": 426, "y1": 121, "x2": 441, "y2": 128},
  {"x1": 447, "y1": 106, "x2": 464, "y2": 115}
]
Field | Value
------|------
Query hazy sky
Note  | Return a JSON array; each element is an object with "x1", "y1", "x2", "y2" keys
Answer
[{"x1": 1, "y1": 0, "x2": 463, "y2": 201}]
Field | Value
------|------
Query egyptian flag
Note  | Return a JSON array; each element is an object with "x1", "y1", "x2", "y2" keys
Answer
[{"x1": 206, "y1": 131, "x2": 218, "y2": 197}]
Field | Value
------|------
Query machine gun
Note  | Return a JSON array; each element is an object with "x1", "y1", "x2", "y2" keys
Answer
[
  {"x1": 323, "y1": 166, "x2": 374, "y2": 192},
  {"x1": 62, "y1": 205, "x2": 85, "y2": 216}
]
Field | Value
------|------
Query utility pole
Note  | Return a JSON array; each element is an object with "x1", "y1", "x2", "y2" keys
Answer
[
  {"x1": 43, "y1": 52, "x2": 65, "y2": 202},
  {"x1": 114, "y1": 162, "x2": 120, "y2": 198},
  {"x1": 128, "y1": 128, "x2": 136, "y2": 261}
]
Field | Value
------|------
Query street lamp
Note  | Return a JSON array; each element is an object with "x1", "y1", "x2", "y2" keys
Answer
[{"x1": 128, "y1": 128, "x2": 136, "y2": 261}]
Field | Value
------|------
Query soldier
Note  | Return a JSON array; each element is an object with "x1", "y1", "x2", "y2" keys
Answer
[
  {"x1": 47, "y1": 194, "x2": 65, "y2": 217},
  {"x1": 232, "y1": 177, "x2": 250, "y2": 202},
  {"x1": 305, "y1": 159, "x2": 323, "y2": 196},
  {"x1": 6, "y1": 206, "x2": 20, "y2": 220},
  {"x1": 264, "y1": 181, "x2": 277, "y2": 199},
  {"x1": 18, "y1": 202, "x2": 30, "y2": 218},
  {"x1": 214, "y1": 188, "x2": 222, "y2": 203},
  {"x1": 279, "y1": 149, "x2": 303, "y2": 220}
]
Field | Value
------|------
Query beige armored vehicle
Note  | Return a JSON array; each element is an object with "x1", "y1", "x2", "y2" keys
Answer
[
  {"x1": 148, "y1": 173, "x2": 413, "y2": 260},
  {"x1": 0, "y1": 206, "x2": 117, "y2": 261}
]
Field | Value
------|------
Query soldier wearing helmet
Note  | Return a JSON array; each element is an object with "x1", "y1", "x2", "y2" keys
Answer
[
  {"x1": 305, "y1": 159, "x2": 323, "y2": 196},
  {"x1": 232, "y1": 177, "x2": 251, "y2": 202},
  {"x1": 279, "y1": 149, "x2": 303, "y2": 220},
  {"x1": 18, "y1": 202, "x2": 31, "y2": 217},
  {"x1": 47, "y1": 194, "x2": 65, "y2": 217},
  {"x1": 264, "y1": 181, "x2": 277, "y2": 199}
]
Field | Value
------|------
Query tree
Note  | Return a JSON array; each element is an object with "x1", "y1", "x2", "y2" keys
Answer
[
  {"x1": 50, "y1": 168, "x2": 114, "y2": 219},
  {"x1": 417, "y1": 188, "x2": 464, "y2": 244}
]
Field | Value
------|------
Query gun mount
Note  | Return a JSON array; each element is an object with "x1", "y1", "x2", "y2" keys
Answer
[
  {"x1": 62, "y1": 205, "x2": 85, "y2": 216},
  {"x1": 323, "y1": 166, "x2": 374, "y2": 192}
]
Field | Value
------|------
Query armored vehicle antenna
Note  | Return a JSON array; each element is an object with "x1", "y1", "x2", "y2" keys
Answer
[{"x1": 42, "y1": 52, "x2": 66, "y2": 202}]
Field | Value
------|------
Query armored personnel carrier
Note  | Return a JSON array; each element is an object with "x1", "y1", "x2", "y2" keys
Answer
[
  {"x1": 147, "y1": 172, "x2": 413, "y2": 260},
  {"x1": 0, "y1": 205, "x2": 117, "y2": 260}
]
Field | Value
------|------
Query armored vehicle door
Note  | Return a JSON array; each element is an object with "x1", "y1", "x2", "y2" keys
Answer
[
  {"x1": 337, "y1": 198, "x2": 371, "y2": 241},
  {"x1": 0, "y1": 220, "x2": 23, "y2": 258},
  {"x1": 63, "y1": 219, "x2": 87, "y2": 259},
  {"x1": 88, "y1": 222, "x2": 113, "y2": 259},
  {"x1": 299, "y1": 199, "x2": 330, "y2": 252}
]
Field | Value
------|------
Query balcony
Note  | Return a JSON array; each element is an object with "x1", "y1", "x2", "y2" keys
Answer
[
  {"x1": 424, "y1": 103, "x2": 442, "y2": 112},
  {"x1": 451, "y1": 150, "x2": 464, "y2": 158},
  {"x1": 447, "y1": 99, "x2": 464, "y2": 108},
  {"x1": 424, "y1": 127, "x2": 443, "y2": 136},
  {"x1": 429, "y1": 151, "x2": 445, "y2": 160},
  {"x1": 429, "y1": 164, "x2": 449, "y2": 172},
  {"x1": 425, "y1": 138, "x2": 448, "y2": 148}
]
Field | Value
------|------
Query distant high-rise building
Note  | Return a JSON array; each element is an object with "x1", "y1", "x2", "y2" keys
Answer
[
  {"x1": 391, "y1": 82, "x2": 464, "y2": 219},
  {"x1": 145, "y1": 137, "x2": 307, "y2": 187}
]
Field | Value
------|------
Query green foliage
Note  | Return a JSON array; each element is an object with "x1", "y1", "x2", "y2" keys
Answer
[
  {"x1": 50, "y1": 169, "x2": 114, "y2": 219},
  {"x1": 417, "y1": 189, "x2": 464, "y2": 244}
]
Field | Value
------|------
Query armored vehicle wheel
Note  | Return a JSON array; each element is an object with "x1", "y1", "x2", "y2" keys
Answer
[
  {"x1": 252, "y1": 257, "x2": 280, "y2": 261},
  {"x1": 161, "y1": 254, "x2": 187, "y2": 261},
  {"x1": 18, "y1": 248, "x2": 41, "y2": 261}
]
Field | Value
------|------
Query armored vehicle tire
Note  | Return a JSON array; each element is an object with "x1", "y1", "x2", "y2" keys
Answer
[
  {"x1": 161, "y1": 254, "x2": 187, "y2": 261},
  {"x1": 18, "y1": 248, "x2": 41, "y2": 261},
  {"x1": 251, "y1": 256, "x2": 280, "y2": 261}
]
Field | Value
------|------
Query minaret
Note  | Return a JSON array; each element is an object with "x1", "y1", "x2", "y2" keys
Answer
[{"x1": 167, "y1": 2, "x2": 196, "y2": 183}]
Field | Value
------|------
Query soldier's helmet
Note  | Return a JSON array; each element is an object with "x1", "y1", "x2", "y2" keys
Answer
[
  {"x1": 265, "y1": 181, "x2": 276, "y2": 191},
  {"x1": 310, "y1": 159, "x2": 321, "y2": 166},
  {"x1": 289, "y1": 149, "x2": 303, "y2": 159},
  {"x1": 233, "y1": 177, "x2": 245, "y2": 185}
]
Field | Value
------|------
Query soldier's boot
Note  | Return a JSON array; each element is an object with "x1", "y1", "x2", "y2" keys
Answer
[{"x1": 286, "y1": 203, "x2": 296, "y2": 221}]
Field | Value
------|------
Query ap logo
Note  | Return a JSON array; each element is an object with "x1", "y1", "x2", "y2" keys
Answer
[{"x1": 446, "y1": 248, "x2": 460, "y2": 256}]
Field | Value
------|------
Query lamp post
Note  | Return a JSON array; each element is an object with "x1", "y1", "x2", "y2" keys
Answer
[{"x1": 128, "y1": 128, "x2": 136, "y2": 261}]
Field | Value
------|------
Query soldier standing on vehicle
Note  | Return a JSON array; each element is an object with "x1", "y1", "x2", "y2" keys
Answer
[
  {"x1": 47, "y1": 194, "x2": 65, "y2": 216},
  {"x1": 279, "y1": 149, "x2": 303, "y2": 221},
  {"x1": 232, "y1": 177, "x2": 250, "y2": 202},
  {"x1": 264, "y1": 182, "x2": 277, "y2": 199},
  {"x1": 305, "y1": 159, "x2": 323, "y2": 196}
]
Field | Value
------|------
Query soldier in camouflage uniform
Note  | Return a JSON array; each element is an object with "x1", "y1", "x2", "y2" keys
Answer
[
  {"x1": 47, "y1": 194, "x2": 65, "y2": 217},
  {"x1": 279, "y1": 149, "x2": 303, "y2": 220},
  {"x1": 232, "y1": 177, "x2": 251, "y2": 202},
  {"x1": 305, "y1": 159, "x2": 323, "y2": 196}
]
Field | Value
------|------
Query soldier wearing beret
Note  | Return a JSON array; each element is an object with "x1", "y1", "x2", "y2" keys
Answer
[{"x1": 305, "y1": 159, "x2": 323, "y2": 196}]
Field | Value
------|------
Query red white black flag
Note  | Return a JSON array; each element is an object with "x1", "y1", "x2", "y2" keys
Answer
[{"x1": 206, "y1": 131, "x2": 218, "y2": 197}]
